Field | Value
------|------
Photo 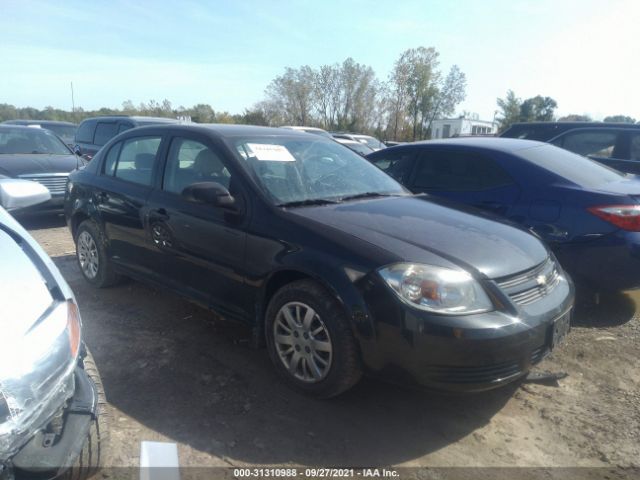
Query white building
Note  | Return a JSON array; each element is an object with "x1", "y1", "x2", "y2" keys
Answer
[{"x1": 431, "y1": 117, "x2": 496, "y2": 139}]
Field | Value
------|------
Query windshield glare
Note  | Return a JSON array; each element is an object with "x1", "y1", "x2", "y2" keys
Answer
[
  {"x1": 0, "y1": 128, "x2": 71, "y2": 155},
  {"x1": 232, "y1": 136, "x2": 406, "y2": 205}
]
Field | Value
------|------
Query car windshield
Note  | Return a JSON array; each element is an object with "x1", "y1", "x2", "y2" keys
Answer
[
  {"x1": 344, "y1": 142, "x2": 373, "y2": 155},
  {"x1": 0, "y1": 127, "x2": 71, "y2": 155},
  {"x1": 231, "y1": 135, "x2": 407, "y2": 205},
  {"x1": 357, "y1": 136, "x2": 384, "y2": 149},
  {"x1": 518, "y1": 143, "x2": 625, "y2": 188}
]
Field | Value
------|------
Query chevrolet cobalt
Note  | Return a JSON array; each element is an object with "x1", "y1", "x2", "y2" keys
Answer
[{"x1": 65, "y1": 125, "x2": 573, "y2": 397}]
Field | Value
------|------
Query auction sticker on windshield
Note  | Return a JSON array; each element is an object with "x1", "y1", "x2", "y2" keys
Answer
[{"x1": 247, "y1": 143, "x2": 296, "y2": 161}]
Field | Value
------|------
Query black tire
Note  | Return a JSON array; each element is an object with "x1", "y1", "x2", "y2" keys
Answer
[
  {"x1": 74, "y1": 220, "x2": 121, "y2": 288},
  {"x1": 265, "y1": 279, "x2": 362, "y2": 398},
  {"x1": 60, "y1": 348, "x2": 110, "y2": 480}
]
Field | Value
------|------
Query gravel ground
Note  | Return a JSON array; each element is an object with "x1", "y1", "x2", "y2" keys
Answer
[{"x1": 19, "y1": 213, "x2": 640, "y2": 479}]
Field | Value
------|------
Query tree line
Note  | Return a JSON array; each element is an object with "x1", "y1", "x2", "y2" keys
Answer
[
  {"x1": 2, "y1": 47, "x2": 637, "y2": 140},
  {"x1": 495, "y1": 89, "x2": 638, "y2": 132},
  {"x1": 0, "y1": 46, "x2": 467, "y2": 142}
]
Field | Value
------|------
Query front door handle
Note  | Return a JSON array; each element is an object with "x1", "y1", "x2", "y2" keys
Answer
[{"x1": 149, "y1": 208, "x2": 169, "y2": 222}]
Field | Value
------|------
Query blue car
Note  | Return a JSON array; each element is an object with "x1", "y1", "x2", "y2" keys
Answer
[{"x1": 367, "y1": 138, "x2": 640, "y2": 291}]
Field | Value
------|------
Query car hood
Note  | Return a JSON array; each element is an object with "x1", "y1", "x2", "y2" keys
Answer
[
  {"x1": 0, "y1": 154, "x2": 80, "y2": 176},
  {"x1": 0, "y1": 224, "x2": 53, "y2": 336},
  {"x1": 289, "y1": 196, "x2": 548, "y2": 279}
]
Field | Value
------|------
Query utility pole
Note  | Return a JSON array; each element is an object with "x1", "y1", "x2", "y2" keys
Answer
[{"x1": 70, "y1": 82, "x2": 75, "y2": 114}]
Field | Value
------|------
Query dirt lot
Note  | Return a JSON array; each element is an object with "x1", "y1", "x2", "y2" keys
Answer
[{"x1": 20, "y1": 213, "x2": 640, "y2": 478}]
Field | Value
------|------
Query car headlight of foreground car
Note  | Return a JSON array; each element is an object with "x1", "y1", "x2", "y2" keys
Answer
[
  {"x1": 0, "y1": 300, "x2": 81, "y2": 459},
  {"x1": 379, "y1": 263, "x2": 493, "y2": 315}
]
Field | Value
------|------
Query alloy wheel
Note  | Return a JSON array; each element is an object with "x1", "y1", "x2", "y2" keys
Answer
[
  {"x1": 77, "y1": 231, "x2": 99, "y2": 279},
  {"x1": 273, "y1": 301, "x2": 333, "y2": 383}
]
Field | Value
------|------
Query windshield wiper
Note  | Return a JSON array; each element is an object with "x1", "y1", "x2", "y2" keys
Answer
[
  {"x1": 338, "y1": 192, "x2": 401, "y2": 202},
  {"x1": 276, "y1": 198, "x2": 341, "y2": 208}
]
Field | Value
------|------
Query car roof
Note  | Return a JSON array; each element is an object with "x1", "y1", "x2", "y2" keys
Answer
[
  {"x1": 404, "y1": 137, "x2": 546, "y2": 153},
  {"x1": 280, "y1": 126, "x2": 327, "y2": 131},
  {"x1": 3, "y1": 119, "x2": 77, "y2": 126},
  {"x1": 508, "y1": 121, "x2": 640, "y2": 129},
  {"x1": 0, "y1": 124, "x2": 55, "y2": 132},
  {"x1": 79, "y1": 115, "x2": 179, "y2": 124},
  {"x1": 121, "y1": 123, "x2": 317, "y2": 138}
]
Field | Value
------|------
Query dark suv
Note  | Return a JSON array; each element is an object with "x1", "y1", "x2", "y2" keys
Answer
[
  {"x1": 74, "y1": 116, "x2": 179, "y2": 161},
  {"x1": 500, "y1": 122, "x2": 640, "y2": 174},
  {"x1": 65, "y1": 124, "x2": 573, "y2": 397}
]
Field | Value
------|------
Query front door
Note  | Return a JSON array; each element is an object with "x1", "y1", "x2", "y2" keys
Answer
[
  {"x1": 145, "y1": 134, "x2": 252, "y2": 322},
  {"x1": 409, "y1": 149, "x2": 520, "y2": 217}
]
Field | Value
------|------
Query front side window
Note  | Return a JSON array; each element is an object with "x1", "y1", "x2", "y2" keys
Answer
[
  {"x1": 413, "y1": 151, "x2": 513, "y2": 191},
  {"x1": 163, "y1": 138, "x2": 231, "y2": 194},
  {"x1": 631, "y1": 134, "x2": 640, "y2": 161},
  {"x1": 230, "y1": 136, "x2": 406, "y2": 205},
  {"x1": 112, "y1": 136, "x2": 162, "y2": 186},
  {"x1": 556, "y1": 131, "x2": 618, "y2": 158},
  {"x1": 369, "y1": 149, "x2": 414, "y2": 182},
  {"x1": 94, "y1": 122, "x2": 118, "y2": 146}
]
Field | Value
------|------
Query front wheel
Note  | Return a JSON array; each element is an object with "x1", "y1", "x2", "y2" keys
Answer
[{"x1": 265, "y1": 280, "x2": 362, "y2": 398}]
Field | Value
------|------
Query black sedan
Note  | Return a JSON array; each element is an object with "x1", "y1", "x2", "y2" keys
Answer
[
  {"x1": 0, "y1": 125, "x2": 84, "y2": 210},
  {"x1": 65, "y1": 124, "x2": 574, "y2": 397}
]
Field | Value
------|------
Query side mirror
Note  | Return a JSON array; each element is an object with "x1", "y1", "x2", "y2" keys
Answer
[
  {"x1": 0, "y1": 179, "x2": 51, "y2": 211},
  {"x1": 181, "y1": 182, "x2": 236, "y2": 209}
]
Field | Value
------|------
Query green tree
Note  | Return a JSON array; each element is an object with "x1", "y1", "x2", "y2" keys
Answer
[
  {"x1": 519, "y1": 95, "x2": 557, "y2": 122},
  {"x1": 496, "y1": 90, "x2": 522, "y2": 132},
  {"x1": 558, "y1": 114, "x2": 592, "y2": 121},
  {"x1": 603, "y1": 115, "x2": 636, "y2": 123}
]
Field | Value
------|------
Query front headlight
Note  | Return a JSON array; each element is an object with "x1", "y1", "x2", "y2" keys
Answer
[
  {"x1": 0, "y1": 300, "x2": 81, "y2": 459},
  {"x1": 379, "y1": 263, "x2": 494, "y2": 315}
]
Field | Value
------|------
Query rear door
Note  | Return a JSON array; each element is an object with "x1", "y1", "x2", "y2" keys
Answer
[
  {"x1": 94, "y1": 134, "x2": 165, "y2": 275},
  {"x1": 550, "y1": 129, "x2": 638, "y2": 173},
  {"x1": 407, "y1": 149, "x2": 520, "y2": 216},
  {"x1": 145, "y1": 133, "x2": 251, "y2": 321}
]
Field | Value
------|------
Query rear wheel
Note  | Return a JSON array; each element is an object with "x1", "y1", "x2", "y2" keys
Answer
[
  {"x1": 265, "y1": 280, "x2": 362, "y2": 398},
  {"x1": 75, "y1": 220, "x2": 121, "y2": 288}
]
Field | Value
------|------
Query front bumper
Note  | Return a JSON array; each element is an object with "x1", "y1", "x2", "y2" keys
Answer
[
  {"x1": 357, "y1": 271, "x2": 575, "y2": 391},
  {"x1": 7, "y1": 365, "x2": 98, "y2": 476}
]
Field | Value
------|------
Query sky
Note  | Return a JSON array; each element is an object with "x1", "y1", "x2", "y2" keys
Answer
[{"x1": 1, "y1": 0, "x2": 639, "y2": 121}]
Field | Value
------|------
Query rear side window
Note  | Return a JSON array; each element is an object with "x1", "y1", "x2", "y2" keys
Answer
[
  {"x1": 112, "y1": 136, "x2": 162, "y2": 186},
  {"x1": 369, "y1": 149, "x2": 415, "y2": 182},
  {"x1": 118, "y1": 123, "x2": 133, "y2": 134},
  {"x1": 75, "y1": 121, "x2": 95, "y2": 143},
  {"x1": 518, "y1": 144, "x2": 624, "y2": 188},
  {"x1": 555, "y1": 131, "x2": 618, "y2": 158},
  {"x1": 413, "y1": 151, "x2": 513, "y2": 191},
  {"x1": 631, "y1": 134, "x2": 640, "y2": 161},
  {"x1": 94, "y1": 122, "x2": 118, "y2": 146}
]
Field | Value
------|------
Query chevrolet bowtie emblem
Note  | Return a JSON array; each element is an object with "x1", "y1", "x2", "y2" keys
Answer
[{"x1": 536, "y1": 275, "x2": 547, "y2": 286}]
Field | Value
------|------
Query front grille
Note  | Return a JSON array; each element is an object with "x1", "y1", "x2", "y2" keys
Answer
[
  {"x1": 495, "y1": 257, "x2": 561, "y2": 306},
  {"x1": 18, "y1": 173, "x2": 69, "y2": 195}
]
